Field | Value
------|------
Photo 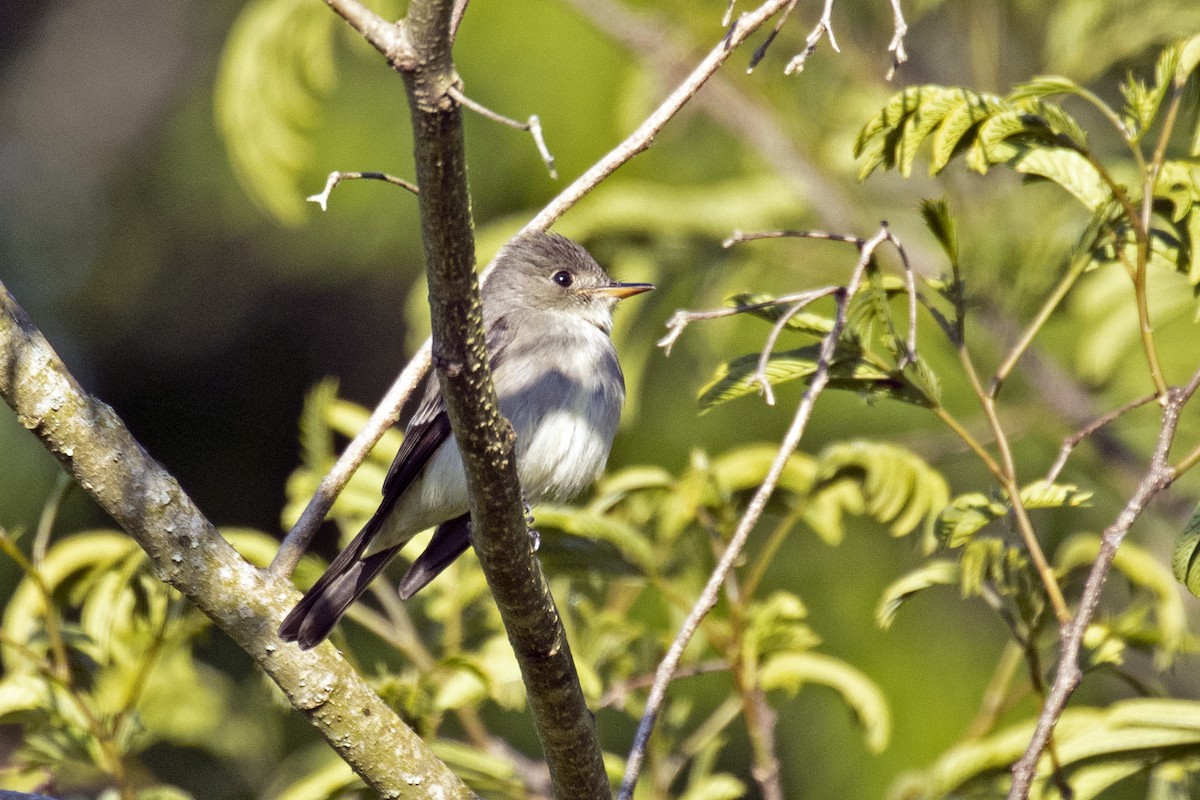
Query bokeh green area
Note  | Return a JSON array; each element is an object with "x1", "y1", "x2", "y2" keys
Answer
[{"x1": 3, "y1": 1, "x2": 1200, "y2": 798}]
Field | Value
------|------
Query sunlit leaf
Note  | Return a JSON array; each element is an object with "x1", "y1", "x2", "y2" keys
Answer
[
  {"x1": 929, "y1": 90, "x2": 1006, "y2": 174},
  {"x1": 919, "y1": 198, "x2": 959, "y2": 265},
  {"x1": 1012, "y1": 147, "x2": 1110, "y2": 211},
  {"x1": 876, "y1": 560, "x2": 959, "y2": 628}
]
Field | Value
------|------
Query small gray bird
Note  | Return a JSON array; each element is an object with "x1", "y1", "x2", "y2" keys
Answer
[{"x1": 279, "y1": 232, "x2": 653, "y2": 648}]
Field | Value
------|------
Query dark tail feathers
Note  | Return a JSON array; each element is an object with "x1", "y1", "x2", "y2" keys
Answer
[
  {"x1": 397, "y1": 514, "x2": 471, "y2": 599},
  {"x1": 278, "y1": 521, "x2": 399, "y2": 649}
]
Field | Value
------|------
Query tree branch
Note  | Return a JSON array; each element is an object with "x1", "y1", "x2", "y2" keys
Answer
[
  {"x1": 398, "y1": 1, "x2": 607, "y2": 797},
  {"x1": 0, "y1": 280, "x2": 472, "y2": 800},
  {"x1": 622, "y1": 225, "x2": 894, "y2": 799},
  {"x1": 1006, "y1": 368, "x2": 1200, "y2": 799}
]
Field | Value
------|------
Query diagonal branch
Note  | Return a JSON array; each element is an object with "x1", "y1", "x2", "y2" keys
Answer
[
  {"x1": 0, "y1": 280, "x2": 472, "y2": 800},
  {"x1": 621, "y1": 225, "x2": 895, "y2": 799},
  {"x1": 1006, "y1": 366, "x2": 1200, "y2": 800}
]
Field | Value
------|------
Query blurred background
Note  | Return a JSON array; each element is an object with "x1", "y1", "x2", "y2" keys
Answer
[{"x1": 3, "y1": 0, "x2": 1200, "y2": 798}]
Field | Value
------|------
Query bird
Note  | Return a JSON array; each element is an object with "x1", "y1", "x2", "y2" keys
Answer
[{"x1": 279, "y1": 232, "x2": 653, "y2": 649}]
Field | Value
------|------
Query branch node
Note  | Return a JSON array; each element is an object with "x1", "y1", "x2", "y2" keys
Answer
[
  {"x1": 307, "y1": 171, "x2": 419, "y2": 211},
  {"x1": 448, "y1": 86, "x2": 558, "y2": 178}
]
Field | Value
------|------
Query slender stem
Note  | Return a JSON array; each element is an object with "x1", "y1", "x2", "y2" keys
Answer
[
  {"x1": 960, "y1": 344, "x2": 1070, "y2": 623},
  {"x1": 989, "y1": 255, "x2": 1088, "y2": 398},
  {"x1": 620, "y1": 228, "x2": 890, "y2": 800},
  {"x1": 0, "y1": 531, "x2": 72, "y2": 682},
  {"x1": 1007, "y1": 369, "x2": 1200, "y2": 799},
  {"x1": 963, "y1": 641, "x2": 1024, "y2": 739},
  {"x1": 520, "y1": 0, "x2": 796, "y2": 236}
]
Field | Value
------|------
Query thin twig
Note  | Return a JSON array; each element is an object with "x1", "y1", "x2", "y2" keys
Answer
[
  {"x1": 33, "y1": 472, "x2": 72, "y2": 568},
  {"x1": 1006, "y1": 367, "x2": 1200, "y2": 799},
  {"x1": 1044, "y1": 393, "x2": 1158, "y2": 484},
  {"x1": 620, "y1": 227, "x2": 893, "y2": 800},
  {"x1": 599, "y1": 660, "x2": 731, "y2": 709},
  {"x1": 320, "y1": 0, "x2": 414, "y2": 67},
  {"x1": 754, "y1": 299, "x2": 818, "y2": 405},
  {"x1": 657, "y1": 287, "x2": 838, "y2": 356},
  {"x1": 307, "y1": 171, "x2": 419, "y2": 211},
  {"x1": 269, "y1": 351, "x2": 430, "y2": 577},
  {"x1": 748, "y1": 0, "x2": 803, "y2": 73},
  {"x1": 447, "y1": 85, "x2": 557, "y2": 178},
  {"x1": 884, "y1": 0, "x2": 908, "y2": 80},
  {"x1": 450, "y1": 0, "x2": 469, "y2": 40},
  {"x1": 784, "y1": 0, "x2": 839, "y2": 76},
  {"x1": 521, "y1": 0, "x2": 797, "y2": 236}
]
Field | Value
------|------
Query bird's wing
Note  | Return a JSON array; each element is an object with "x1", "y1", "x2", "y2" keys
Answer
[
  {"x1": 380, "y1": 374, "x2": 451, "y2": 502},
  {"x1": 383, "y1": 315, "x2": 518, "y2": 501}
]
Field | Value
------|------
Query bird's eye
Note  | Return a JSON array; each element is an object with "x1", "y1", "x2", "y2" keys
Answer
[{"x1": 552, "y1": 270, "x2": 573, "y2": 287}]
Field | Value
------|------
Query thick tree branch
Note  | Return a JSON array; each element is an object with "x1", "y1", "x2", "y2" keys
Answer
[
  {"x1": 0, "y1": 280, "x2": 472, "y2": 800},
  {"x1": 398, "y1": 1, "x2": 608, "y2": 797}
]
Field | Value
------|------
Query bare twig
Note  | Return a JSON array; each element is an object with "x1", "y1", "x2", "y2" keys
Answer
[
  {"x1": 33, "y1": 472, "x2": 72, "y2": 568},
  {"x1": 269, "y1": 356, "x2": 429, "y2": 577},
  {"x1": 781, "y1": 0, "x2": 838, "y2": 76},
  {"x1": 306, "y1": 171, "x2": 418, "y2": 211},
  {"x1": 522, "y1": 0, "x2": 796, "y2": 235},
  {"x1": 320, "y1": 0, "x2": 414, "y2": 67},
  {"x1": 884, "y1": 0, "x2": 908, "y2": 80},
  {"x1": 447, "y1": 85, "x2": 557, "y2": 178},
  {"x1": 1006, "y1": 367, "x2": 1200, "y2": 800},
  {"x1": 657, "y1": 287, "x2": 838, "y2": 355},
  {"x1": 1044, "y1": 393, "x2": 1158, "y2": 484},
  {"x1": 620, "y1": 226, "x2": 893, "y2": 800},
  {"x1": 754, "y1": 299, "x2": 819, "y2": 405},
  {"x1": 748, "y1": 0, "x2": 804, "y2": 73}
]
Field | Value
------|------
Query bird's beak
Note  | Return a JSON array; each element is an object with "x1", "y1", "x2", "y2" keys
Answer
[{"x1": 589, "y1": 282, "x2": 655, "y2": 300}]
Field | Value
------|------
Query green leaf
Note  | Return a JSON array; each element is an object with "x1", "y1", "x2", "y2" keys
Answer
[
  {"x1": 875, "y1": 560, "x2": 959, "y2": 628},
  {"x1": 271, "y1": 753, "x2": 360, "y2": 800},
  {"x1": 1172, "y1": 503, "x2": 1200, "y2": 597},
  {"x1": 746, "y1": 592, "x2": 818, "y2": 660},
  {"x1": 896, "y1": 89, "x2": 969, "y2": 177},
  {"x1": 1012, "y1": 146, "x2": 1110, "y2": 211},
  {"x1": 929, "y1": 90, "x2": 1007, "y2": 173},
  {"x1": 919, "y1": 198, "x2": 959, "y2": 264},
  {"x1": 698, "y1": 344, "x2": 929, "y2": 414},
  {"x1": 936, "y1": 493, "x2": 1006, "y2": 547},
  {"x1": 812, "y1": 441, "x2": 950, "y2": 545},
  {"x1": 677, "y1": 774, "x2": 748, "y2": 800},
  {"x1": 1174, "y1": 33, "x2": 1200, "y2": 87},
  {"x1": 758, "y1": 652, "x2": 890, "y2": 753},
  {"x1": 1010, "y1": 74, "x2": 1086, "y2": 100},
  {"x1": 709, "y1": 444, "x2": 817, "y2": 498},
  {"x1": 1019, "y1": 480, "x2": 1092, "y2": 509}
]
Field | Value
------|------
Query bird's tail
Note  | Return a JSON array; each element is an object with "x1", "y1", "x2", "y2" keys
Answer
[
  {"x1": 278, "y1": 517, "x2": 399, "y2": 650},
  {"x1": 397, "y1": 514, "x2": 471, "y2": 599}
]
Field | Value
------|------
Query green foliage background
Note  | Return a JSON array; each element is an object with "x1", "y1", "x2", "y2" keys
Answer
[{"x1": 3, "y1": 0, "x2": 1200, "y2": 798}]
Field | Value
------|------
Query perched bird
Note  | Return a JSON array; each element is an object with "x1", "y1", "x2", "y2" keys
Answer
[{"x1": 279, "y1": 232, "x2": 653, "y2": 648}]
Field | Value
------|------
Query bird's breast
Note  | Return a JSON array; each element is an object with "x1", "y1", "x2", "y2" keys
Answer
[{"x1": 496, "y1": 324, "x2": 625, "y2": 503}]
